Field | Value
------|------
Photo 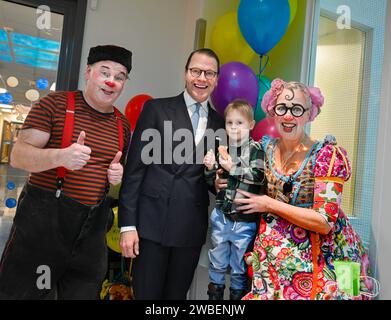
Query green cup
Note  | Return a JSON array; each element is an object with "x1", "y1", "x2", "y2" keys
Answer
[{"x1": 334, "y1": 261, "x2": 361, "y2": 297}]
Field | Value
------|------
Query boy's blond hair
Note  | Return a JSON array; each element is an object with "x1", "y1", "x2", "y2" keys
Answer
[{"x1": 224, "y1": 99, "x2": 254, "y2": 122}]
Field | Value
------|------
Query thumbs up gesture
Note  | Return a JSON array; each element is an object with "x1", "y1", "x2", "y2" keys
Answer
[
  {"x1": 107, "y1": 151, "x2": 123, "y2": 186},
  {"x1": 62, "y1": 131, "x2": 92, "y2": 170}
]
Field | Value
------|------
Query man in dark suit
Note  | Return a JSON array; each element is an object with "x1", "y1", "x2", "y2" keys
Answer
[{"x1": 118, "y1": 48, "x2": 225, "y2": 299}]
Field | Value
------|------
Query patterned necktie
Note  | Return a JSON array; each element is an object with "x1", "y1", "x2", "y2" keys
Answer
[{"x1": 191, "y1": 102, "x2": 201, "y2": 134}]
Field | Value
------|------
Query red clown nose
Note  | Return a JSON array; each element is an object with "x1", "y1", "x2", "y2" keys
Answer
[{"x1": 105, "y1": 81, "x2": 116, "y2": 88}]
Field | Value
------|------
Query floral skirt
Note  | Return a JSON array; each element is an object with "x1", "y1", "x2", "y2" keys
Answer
[{"x1": 242, "y1": 212, "x2": 374, "y2": 300}]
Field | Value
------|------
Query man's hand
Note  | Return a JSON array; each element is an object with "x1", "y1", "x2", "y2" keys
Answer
[
  {"x1": 215, "y1": 168, "x2": 228, "y2": 193},
  {"x1": 62, "y1": 131, "x2": 91, "y2": 170},
  {"x1": 108, "y1": 151, "x2": 123, "y2": 185},
  {"x1": 219, "y1": 153, "x2": 233, "y2": 172},
  {"x1": 120, "y1": 230, "x2": 139, "y2": 258},
  {"x1": 203, "y1": 149, "x2": 216, "y2": 170}
]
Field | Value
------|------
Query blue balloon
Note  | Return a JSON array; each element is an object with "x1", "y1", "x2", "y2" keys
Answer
[
  {"x1": 238, "y1": 0, "x2": 290, "y2": 55},
  {"x1": 5, "y1": 198, "x2": 17, "y2": 209},
  {"x1": 6, "y1": 181, "x2": 16, "y2": 190},
  {"x1": 0, "y1": 92, "x2": 13, "y2": 104},
  {"x1": 36, "y1": 77, "x2": 49, "y2": 90}
]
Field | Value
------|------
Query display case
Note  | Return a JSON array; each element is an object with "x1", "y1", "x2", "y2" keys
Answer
[{"x1": 0, "y1": 121, "x2": 23, "y2": 164}]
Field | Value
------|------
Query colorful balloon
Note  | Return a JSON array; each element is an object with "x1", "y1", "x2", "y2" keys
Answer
[
  {"x1": 36, "y1": 77, "x2": 49, "y2": 90},
  {"x1": 238, "y1": 0, "x2": 290, "y2": 55},
  {"x1": 5, "y1": 198, "x2": 17, "y2": 209},
  {"x1": 125, "y1": 94, "x2": 153, "y2": 131},
  {"x1": 0, "y1": 92, "x2": 13, "y2": 104},
  {"x1": 251, "y1": 117, "x2": 281, "y2": 141},
  {"x1": 210, "y1": 11, "x2": 255, "y2": 65},
  {"x1": 254, "y1": 76, "x2": 271, "y2": 123},
  {"x1": 211, "y1": 62, "x2": 259, "y2": 116},
  {"x1": 106, "y1": 207, "x2": 121, "y2": 254},
  {"x1": 6, "y1": 181, "x2": 16, "y2": 190}
]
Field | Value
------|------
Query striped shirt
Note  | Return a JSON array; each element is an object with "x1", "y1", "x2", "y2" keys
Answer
[{"x1": 22, "y1": 90, "x2": 131, "y2": 205}]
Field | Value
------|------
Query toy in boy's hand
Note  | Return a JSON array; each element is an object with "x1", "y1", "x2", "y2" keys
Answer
[
  {"x1": 218, "y1": 145, "x2": 229, "y2": 160},
  {"x1": 203, "y1": 149, "x2": 216, "y2": 171},
  {"x1": 218, "y1": 146, "x2": 233, "y2": 172}
]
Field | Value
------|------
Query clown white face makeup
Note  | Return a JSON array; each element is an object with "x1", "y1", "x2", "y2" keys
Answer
[
  {"x1": 84, "y1": 60, "x2": 128, "y2": 112},
  {"x1": 185, "y1": 52, "x2": 218, "y2": 103},
  {"x1": 274, "y1": 88, "x2": 311, "y2": 141}
]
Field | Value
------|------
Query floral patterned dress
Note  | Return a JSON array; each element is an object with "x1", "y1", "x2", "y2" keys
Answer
[{"x1": 243, "y1": 135, "x2": 372, "y2": 300}]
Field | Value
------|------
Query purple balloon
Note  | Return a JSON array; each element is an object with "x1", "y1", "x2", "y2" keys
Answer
[{"x1": 211, "y1": 62, "x2": 259, "y2": 115}]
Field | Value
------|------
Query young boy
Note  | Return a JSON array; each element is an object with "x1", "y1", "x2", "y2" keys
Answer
[{"x1": 203, "y1": 99, "x2": 266, "y2": 300}]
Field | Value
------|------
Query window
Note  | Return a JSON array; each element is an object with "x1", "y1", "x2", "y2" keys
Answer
[
  {"x1": 308, "y1": 0, "x2": 388, "y2": 247},
  {"x1": 0, "y1": 0, "x2": 86, "y2": 219},
  {"x1": 311, "y1": 14, "x2": 367, "y2": 217}
]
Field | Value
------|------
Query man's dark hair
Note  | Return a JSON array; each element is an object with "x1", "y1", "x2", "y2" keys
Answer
[{"x1": 185, "y1": 48, "x2": 220, "y2": 74}]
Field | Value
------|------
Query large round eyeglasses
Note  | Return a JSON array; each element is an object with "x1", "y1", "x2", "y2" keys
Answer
[{"x1": 273, "y1": 103, "x2": 309, "y2": 118}]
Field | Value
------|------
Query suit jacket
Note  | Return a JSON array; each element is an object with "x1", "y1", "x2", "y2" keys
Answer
[{"x1": 119, "y1": 93, "x2": 225, "y2": 247}]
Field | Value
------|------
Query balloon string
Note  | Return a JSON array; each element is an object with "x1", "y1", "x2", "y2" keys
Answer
[
  {"x1": 259, "y1": 77, "x2": 271, "y2": 90},
  {"x1": 256, "y1": 55, "x2": 271, "y2": 111},
  {"x1": 259, "y1": 54, "x2": 269, "y2": 76}
]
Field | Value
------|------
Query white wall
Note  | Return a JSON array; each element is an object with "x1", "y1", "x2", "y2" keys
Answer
[{"x1": 78, "y1": 0, "x2": 203, "y2": 112}]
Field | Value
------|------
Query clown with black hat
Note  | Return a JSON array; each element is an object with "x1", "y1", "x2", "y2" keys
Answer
[
  {"x1": 84, "y1": 45, "x2": 132, "y2": 113},
  {"x1": 0, "y1": 45, "x2": 132, "y2": 300}
]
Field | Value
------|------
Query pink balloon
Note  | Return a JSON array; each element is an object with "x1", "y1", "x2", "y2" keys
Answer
[{"x1": 251, "y1": 117, "x2": 281, "y2": 141}]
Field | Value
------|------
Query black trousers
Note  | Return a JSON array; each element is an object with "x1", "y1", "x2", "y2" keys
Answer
[
  {"x1": 0, "y1": 183, "x2": 110, "y2": 300},
  {"x1": 133, "y1": 238, "x2": 201, "y2": 300}
]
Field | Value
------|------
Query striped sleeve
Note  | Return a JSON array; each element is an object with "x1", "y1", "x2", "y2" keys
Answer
[{"x1": 22, "y1": 92, "x2": 60, "y2": 133}]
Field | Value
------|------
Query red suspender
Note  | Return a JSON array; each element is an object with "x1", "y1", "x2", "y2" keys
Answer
[
  {"x1": 114, "y1": 107, "x2": 124, "y2": 152},
  {"x1": 55, "y1": 92, "x2": 124, "y2": 198},
  {"x1": 56, "y1": 92, "x2": 76, "y2": 197}
]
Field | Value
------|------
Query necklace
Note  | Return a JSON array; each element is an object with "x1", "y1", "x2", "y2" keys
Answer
[
  {"x1": 278, "y1": 142, "x2": 306, "y2": 174},
  {"x1": 277, "y1": 136, "x2": 308, "y2": 194}
]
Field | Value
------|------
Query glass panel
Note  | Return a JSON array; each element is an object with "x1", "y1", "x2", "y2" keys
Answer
[
  {"x1": 0, "y1": 1, "x2": 64, "y2": 223},
  {"x1": 309, "y1": 0, "x2": 388, "y2": 247},
  {"x1": 311, "y1": 15, "x2": 365, "y2": 217}
]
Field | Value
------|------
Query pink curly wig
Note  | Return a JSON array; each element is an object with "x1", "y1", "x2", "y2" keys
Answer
[{"x1": 261, "y1": 78, "x2": 325, "y2": 122}]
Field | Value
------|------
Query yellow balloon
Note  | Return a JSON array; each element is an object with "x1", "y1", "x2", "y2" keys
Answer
[
  {"x1": 210, "y1": 11, "x2": 255, "y2": 65},
  {"x1": 108, "y1": 183, "x2": 121, "y2": 199},
  {"x1": 106, "y1": 207, "x2": 121, "y2": 254},
  {"x1": 288, "y1": 0, "x2": 298, "y2": 26}
]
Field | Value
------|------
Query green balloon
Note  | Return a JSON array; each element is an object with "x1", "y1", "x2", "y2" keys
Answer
[{"x1": 254, "y1": 75, "x2": 271, "y2": 123}]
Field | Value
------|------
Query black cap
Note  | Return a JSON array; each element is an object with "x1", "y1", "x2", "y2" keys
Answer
[{"x1": 87, "y1": 45, "x2": 132, "y2": 73}]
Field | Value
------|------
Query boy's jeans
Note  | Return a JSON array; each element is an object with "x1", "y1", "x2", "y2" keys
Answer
[{"x1": 208, "y1": 208, "x2": 257, "y2": 290}]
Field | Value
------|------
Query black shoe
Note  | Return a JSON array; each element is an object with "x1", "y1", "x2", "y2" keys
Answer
[
  {"x1": 229, "y1": 288, "x2": 247, "y2": 300},
  {"x1": 207, "y1": 283, "x2": 225, "y2": 300}
]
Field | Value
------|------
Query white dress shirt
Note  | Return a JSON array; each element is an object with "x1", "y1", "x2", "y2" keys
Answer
[{"x1": 183, "y1": 90, "x2": 209, "y2": 145}]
